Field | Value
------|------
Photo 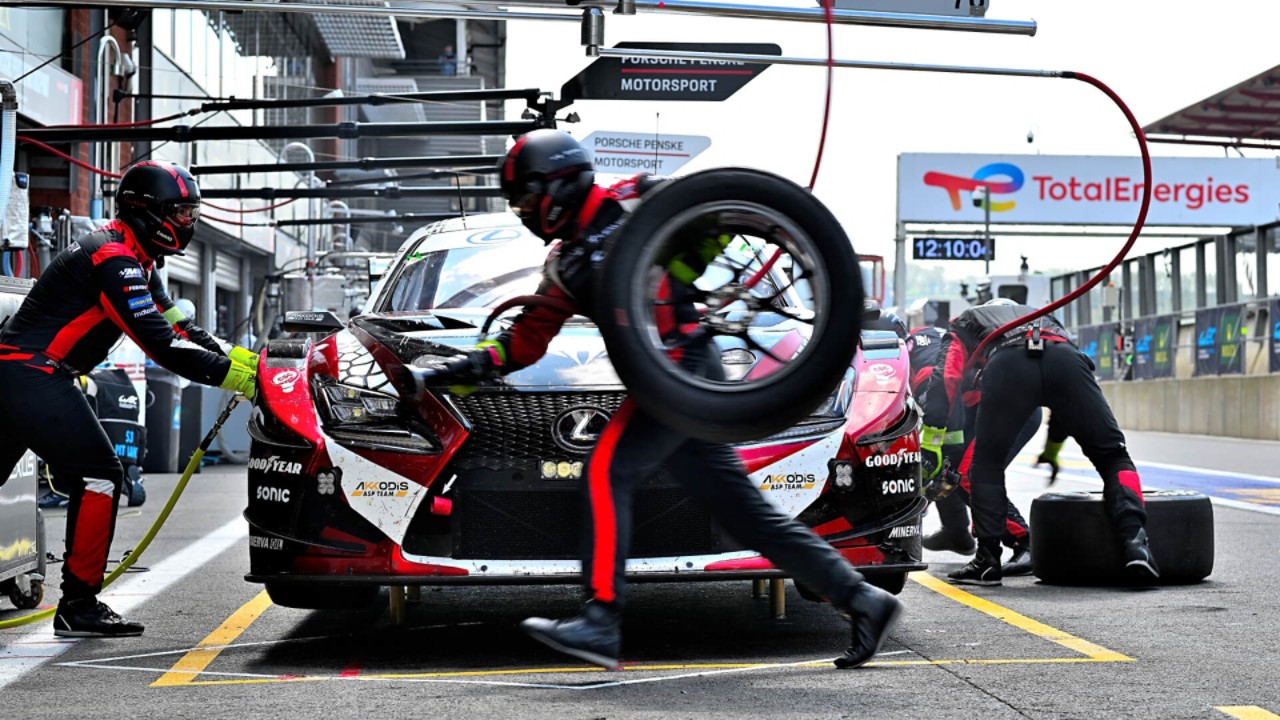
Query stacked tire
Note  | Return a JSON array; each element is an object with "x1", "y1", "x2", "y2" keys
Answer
[{"x1": 1030, "y1": 490, "x2": 1214, "y2": 585}]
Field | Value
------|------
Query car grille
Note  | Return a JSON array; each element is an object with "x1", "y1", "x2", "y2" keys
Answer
[
  {"x1": 448, "y1": 391, "x2": 628, "y2": 471},
  {"x1": 412, "y1": 390, "x2": 723, "y2": 561},
  {"x1": 452, "y1": 482, "x2": 719, "y2": 560}
]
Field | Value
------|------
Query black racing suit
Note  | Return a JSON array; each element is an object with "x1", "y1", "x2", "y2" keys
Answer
[
  {"x1": 908, "y1": 326, "x2": 1034, "y2": 548},
  {"x1": 921, "y1": 304, "x2": 1147, "y2": 552},
  {"x1": 487, "y1": 176, "x2": 866, "y2": 611},
  {"x1": 0, "y1": 220, "x2": 233, "y2": 601}
]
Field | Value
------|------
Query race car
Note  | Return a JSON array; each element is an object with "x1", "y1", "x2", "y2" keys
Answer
[{"x1": 244, "y1": 213, "x2": 926, "y2": 609}]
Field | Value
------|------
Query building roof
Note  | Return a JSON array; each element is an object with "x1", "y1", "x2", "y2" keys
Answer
[{"x1": 1143, "y1": 64, "x2": 1280, "y2": 147}]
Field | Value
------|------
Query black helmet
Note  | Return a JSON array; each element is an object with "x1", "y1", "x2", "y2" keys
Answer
[
  {"x1": 499, "y1": 129, "x2": 594, "y2": 242},
  {"x1": 116, "y1": 161, "x2": 202, "y2": 257}
]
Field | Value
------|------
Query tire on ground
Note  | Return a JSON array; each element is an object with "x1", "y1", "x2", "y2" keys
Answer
[
  {"x1": 596, "y1": 167, "x2": 863, "y2": 444},
  {"x1": 264, "y1": 582, "x2": 380, "y2": 610},
  {"x1": 1030, "y1": 490, "x2": 1213, "y2": 585}
]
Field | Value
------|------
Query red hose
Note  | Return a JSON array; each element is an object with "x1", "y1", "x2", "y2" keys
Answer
[
  {"x1": 18, "y1": 136, "x2": 123, "y2": 178},
  {"x1": 806, "y1": 0, "x2": 836, "y2": 191},
  {"x1": 45, "y1": 111, "x2": 190, "y2": 129},
  {"x1": 27, "y1": 244, "x2": 40, "y2": 279},
  {"x1": 747, "y1": 0, "x2": 836, "y2": 291},
  {"x1": 11, "y1": 248, "x2": 23, "y2": 278},
  {"x1": 966, "y1": 71, "x2": 1152, "y2": 369},
  {"x1": 202, "y1": 198, "x2": 300, "y2": 214},
  {"x1": 201, "y1": 213, "x2": 274, "y2": 228}
]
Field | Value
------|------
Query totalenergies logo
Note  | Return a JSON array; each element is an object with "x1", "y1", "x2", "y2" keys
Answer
[{"x1": 923, "y1": 162, "x2": 1024, "y2": 213}]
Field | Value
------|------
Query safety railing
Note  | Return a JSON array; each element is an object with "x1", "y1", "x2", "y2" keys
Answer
[{"x1": 1073, "y1": 297, "x2": 1278, "y2": 382}]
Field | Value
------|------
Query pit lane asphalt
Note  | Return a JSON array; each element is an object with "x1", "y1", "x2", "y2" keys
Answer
[{"x1": 2, "y1": 430, "x2": 1278, "y2": 720}]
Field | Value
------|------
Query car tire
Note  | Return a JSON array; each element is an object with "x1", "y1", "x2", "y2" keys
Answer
[
  {"x1": 1030, "y1": 490, "x2": 1214, "y2": 585},
  {"x1": 264, "y1": 582, "x2": 380, "y2": 610},
  {"x1": 596, "y1": 167, "x2": 863, "y2": 444}
]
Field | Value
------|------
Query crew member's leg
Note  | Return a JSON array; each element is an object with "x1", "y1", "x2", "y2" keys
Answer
[
  {"x1": 952, "y1": 351, "x2": 1041, "y2": 585},
  {"x1": 522, "y1": 399, "x2": 685, "y2": 669},
  {"x1": 1042, "y1": 344, "x2": 1157, "y2": 580},
  {"x1": 667, "y1": 438, "x2": 901, "y2": 669},
  {"x1": 0, "y1": 363, "x2": 141, "y2": 636}
]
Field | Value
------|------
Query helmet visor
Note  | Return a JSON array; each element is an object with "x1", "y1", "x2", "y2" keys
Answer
[{"x1": 166, "y1": 203, "x2": 201, "y2": 227}]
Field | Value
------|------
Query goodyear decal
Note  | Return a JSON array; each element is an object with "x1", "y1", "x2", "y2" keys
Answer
[{"x1": 127, "y1": 293, "x2": 155, "y2": 310}]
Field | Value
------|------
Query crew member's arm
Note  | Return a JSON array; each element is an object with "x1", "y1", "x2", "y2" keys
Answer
[
  {"x1": 403, "y1": 278, "x2": 578, "y2": 395},
  {"x1": 149, "y1": 271, "x2": 259, "y2": 368},
  {"x1": 921, "y1": 329, "x2": 971, "y2": 478},
  {"x1": 1036, "y1": 410, "x2": 1067, "y2": 483},
  {"x1": 922, "y1": 330, "x2": 970, "y2": 431},
  {"x1": 95, "y1": 254, "x2": 248, "y2": 393}
]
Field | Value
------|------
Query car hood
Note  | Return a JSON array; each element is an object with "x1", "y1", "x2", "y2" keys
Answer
[{"x1": 352, "y1": 311, "x2": 621, "y2": 390}]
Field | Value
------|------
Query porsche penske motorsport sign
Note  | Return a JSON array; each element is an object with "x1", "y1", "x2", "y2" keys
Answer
[
  {"x1": 561, "y1": 42, "x2": 780, "y2": 103},
  {"x1": 581, "y1": 131, "x2": 710, "y2": 175}
]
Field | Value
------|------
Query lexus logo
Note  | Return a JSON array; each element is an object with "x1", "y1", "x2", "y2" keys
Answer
[{"x1": 552, "y1": 407, "x2": 612, "y2": 453}]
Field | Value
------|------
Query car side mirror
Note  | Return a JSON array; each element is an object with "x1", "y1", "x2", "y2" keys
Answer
[{"x1": 282, "y1": 310, "x2": 345, "y2": 333}]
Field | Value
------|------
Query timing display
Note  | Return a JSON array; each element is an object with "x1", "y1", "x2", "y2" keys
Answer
[{"x1": 912, "y1": 237, "x2": 994, "y2": 261}]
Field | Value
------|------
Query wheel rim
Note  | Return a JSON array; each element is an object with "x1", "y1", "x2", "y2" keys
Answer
[{"x1": 623, "y1": 200, "x2": 837, "y2": 395}]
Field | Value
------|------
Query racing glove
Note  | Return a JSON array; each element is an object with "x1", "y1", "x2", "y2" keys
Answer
[
  {"x1": 1036, "y1": 439, "x2": 1065, "y2": 484},
  {"x1": 229, "y1": 346, "x2": 260, "y2": 369},
  {"x1": 403, "y1": 341, "x2": 505, "y2": 397},
  {"x1": 921, "y1": 425, "x2": 947, "y2": 480},
  {"x1": 219, "y1": 362, "x2": 257, "y2": 400},
  {"x1": 666, "y1": 232, "x2": 733, "y2": 286}
]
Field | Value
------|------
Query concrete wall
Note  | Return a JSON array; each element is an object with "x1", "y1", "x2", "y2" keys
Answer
[{"x1": 1100, "y1": 376, "x2": 1280, "y2": 440}]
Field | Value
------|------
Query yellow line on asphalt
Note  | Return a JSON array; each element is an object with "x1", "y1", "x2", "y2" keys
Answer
[
  {"x1": 174, "y1": 656, "x2": 1122, "y2": 687},
  {"x1": 152, "y1": 591, "x2": 273, "y2": 688},
  {"x1": 1217, "y1": 707, "x2": 1280, "y2": 720},
  {"x1": 910, "y1": 572, "x2": 1133, "y2": 662},
  {"x1": 153, "y1": 572, "x2": 1131, "y2": 687}
]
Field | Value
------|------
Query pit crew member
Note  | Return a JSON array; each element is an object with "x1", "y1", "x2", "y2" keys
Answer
[
  {"x1": 404, "y1": 128, "x2": 903, "y2": 670},
  {"x1": 919, "y1": 299, "x2": 1158, "y2": 587},
  {"x1": 0, "y1": 161, "x2": 257, "y2": 636}
]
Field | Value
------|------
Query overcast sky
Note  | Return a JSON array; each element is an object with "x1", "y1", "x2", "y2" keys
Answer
[{"x1": 502, "y1": 0, "x2": 1280, "y2": 286}]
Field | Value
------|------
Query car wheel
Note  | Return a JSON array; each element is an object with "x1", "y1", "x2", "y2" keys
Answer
[
  {"x1": 595, "y1": 167, "x2": 863, "y2": 444},
  {"x1": 264, "y1": 583, "x2": 380, "y2": 610},
  {"x1": 1030, "y1": 489, "x2": 1214, "y2": 585}
]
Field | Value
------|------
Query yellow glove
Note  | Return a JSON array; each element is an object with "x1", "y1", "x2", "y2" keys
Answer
[
  {"x1": 921, "y1": 425, "x2": 949, "y2": 480},
  {"x1": 229, "y1": 346, "x2": 259, "y2": 368},
  {"x1": 219, "y1": 362, "x2": 257, "y2": 399}
]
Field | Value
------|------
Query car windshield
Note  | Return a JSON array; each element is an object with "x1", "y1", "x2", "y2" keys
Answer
[{"x1": 381, "y1": 242, "x2": 547, "y2": 311}]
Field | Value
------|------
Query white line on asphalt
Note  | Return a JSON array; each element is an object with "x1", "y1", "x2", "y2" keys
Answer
[
  {"x1": 1009, "y1": 457, "x2": 1280, "y2": 518},
  {"x1": 0, "y1": 516, "x2": 248, "y2": 692}
]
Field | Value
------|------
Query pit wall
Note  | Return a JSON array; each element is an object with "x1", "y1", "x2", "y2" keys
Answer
[{"x1": 1100, "y1": 375, "x2": 1280, "y2": 440}]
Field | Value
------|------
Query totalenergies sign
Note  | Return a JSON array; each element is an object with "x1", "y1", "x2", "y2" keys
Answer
[{"x1": 898, "y1": 153, "x2": 1280, "y2": 227}]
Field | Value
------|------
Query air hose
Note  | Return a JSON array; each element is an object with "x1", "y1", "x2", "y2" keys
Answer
[
  {"x1": 966, "y1": 71, "x2": 1152, "y2": 366},
  {"x1": 0, "y1": 395, "x2": 245, "y2": 630}
]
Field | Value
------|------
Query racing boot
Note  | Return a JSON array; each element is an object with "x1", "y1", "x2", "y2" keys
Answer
[
  {"x1": 521, "y1": 600, "x2": 621, "y2": 670},
  {"x1": 1001, "y1": 544, "x2": 1033, "y2": 577},
  {"x1": 947, "y1": 541, "x2": 1002, "y2": 586},
  {"x1": 1121, "y1": 527, "x2": 1161, "y2": 584},
  {"x1": 922, "y1": 526, "x2": 976, "y2": 555},
  {"x1": 53, "y1": 597, "x2": 144, "y2": 638},
  {"x1": 834, "y1": 582, "x2": 903, "y2": 669}
]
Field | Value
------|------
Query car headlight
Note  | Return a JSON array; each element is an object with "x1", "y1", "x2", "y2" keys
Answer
[
  {"x1": 317, "y1": 379, "x2": 400, "y2": 425},
  {"x1": 720, "y1": 348, "x2": 756, "y2": 381},
  {"x1": 811, "y1": 367, "x2": 856, "y2": 419},
  {"x1": 313, "y1": 376, "x2": 440, "y2": 454}
]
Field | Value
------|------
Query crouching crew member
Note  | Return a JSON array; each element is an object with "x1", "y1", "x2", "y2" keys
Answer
[{"x1": 919, "y1": 299, "x2": 1157, "y2": 587}]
